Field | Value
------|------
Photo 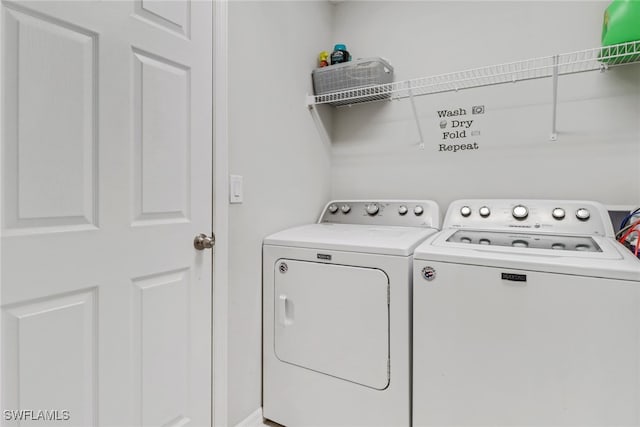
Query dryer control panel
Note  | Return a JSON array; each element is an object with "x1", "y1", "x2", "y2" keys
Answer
[
  {"x1": 444, "y1": 199, "x2": 614, "y2": 237},
  {"x1": 320, "y1": 200, "x2": 440, "y2": 229}
]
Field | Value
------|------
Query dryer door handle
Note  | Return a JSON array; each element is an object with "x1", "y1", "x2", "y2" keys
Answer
[{"x1": 278, "y1": 295, "x2": 292, "y2": 326}]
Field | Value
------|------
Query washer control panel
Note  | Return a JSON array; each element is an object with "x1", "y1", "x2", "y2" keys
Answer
[
  {"x1": 445, "y1": 199, "x2": 613, "y2": 237},
  {"x1": 320, "y1": 200, "x2": 440, "y2": 228}
]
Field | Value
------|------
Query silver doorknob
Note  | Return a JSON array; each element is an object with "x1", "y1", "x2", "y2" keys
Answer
[{"x1": 194, "y1": 233, "x2": 215, "y2": 250}]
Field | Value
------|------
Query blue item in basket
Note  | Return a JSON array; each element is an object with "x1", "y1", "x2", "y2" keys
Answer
[{"x1": 330, "y1": 44, "x2": 351, "y2": 65}]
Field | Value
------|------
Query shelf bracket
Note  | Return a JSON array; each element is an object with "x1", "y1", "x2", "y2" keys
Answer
[
  {"x1": 305, "y1": 94, "x2": 316, "y2": 108},
  {"x1": 550, "y1": 54, "x2": 559, "y2": 141},
  {"x1": 308, "y1": 102, "x2": 331, "y2": 149},
  {"x1": 407, "y1": 82, "x2": 425, "y2": 149}
]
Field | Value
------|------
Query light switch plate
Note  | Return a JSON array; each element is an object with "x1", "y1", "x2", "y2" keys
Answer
[{"x1": 230, "y1": 175, "x2": 243, "y2": 204}]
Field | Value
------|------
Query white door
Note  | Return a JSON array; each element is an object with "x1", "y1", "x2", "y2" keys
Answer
[{"x1": 1, "y1": 1, "x2": 213, "y2": 426}]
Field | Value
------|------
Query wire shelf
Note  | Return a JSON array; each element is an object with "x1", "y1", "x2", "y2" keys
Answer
[{"x1": 307, "y1": 40, "x2": 640, "y2": 107}]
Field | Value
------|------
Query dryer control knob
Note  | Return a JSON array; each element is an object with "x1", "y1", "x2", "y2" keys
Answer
[
  {"x1": 576, "y1": 208, "x2": 590, "y2": 221},
  {"x1": 552, "y1": 208, "x2": 566, "y2": 220},
  {"x1": 512, "y1": 205, "x2": 529, "y2": 220},
  {"x1": 479, "y1": 206, "x2": 491, "y2": 218},
  {"x1": 366, "y1": 203, "x2": 380, "y2": 216},
  {"x1": 460, "y1": 206, "x2": 472, "y2": 217},
  {"x1": 414, "y1": 205, "x2": 424, "y2": 216},
  {"x1": 341, "y1": 204, "x2": 351, "y2": 214},
  {"x1": 328, "y1": 204, "x2": 338, "y2": 214},
  {"x1": 398, "y1": 205, "x2": 408, "y2": 216}
]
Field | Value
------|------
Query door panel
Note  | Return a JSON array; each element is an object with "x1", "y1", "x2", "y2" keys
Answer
[
  {"x1": 133, "y1": 0, "x2": 189, "y2": 38},
  {"x1": 132, "y1": 269, "x2": 190, "y2": 427},
  {"x1": 3, "y1": 289, "x2": 97, "y2": 426},
  {"x1": 274, "y1": 259, "x2": 390, "y2": 390},
  {"x1": 3, "y1": 6, "x2": 97, "y2": 233},
  {"x1": 1, "y1": 1, "x2": 213, "y2": 425},
  {"x1": 132, "y1": 48, "x2": 191, "y2": 225}
]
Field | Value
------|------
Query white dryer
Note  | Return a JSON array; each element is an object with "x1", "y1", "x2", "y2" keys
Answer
[
  {"x1": 412, "y1": 199, "x2": 640, "y2": 426},
  {"x1": 263, "y1": 200, "x2": 440, "y2": 427}
]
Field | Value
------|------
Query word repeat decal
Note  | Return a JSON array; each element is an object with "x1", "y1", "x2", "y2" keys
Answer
[{"x1": 436, "y1": 105, "x2": 484, "y2": 153}]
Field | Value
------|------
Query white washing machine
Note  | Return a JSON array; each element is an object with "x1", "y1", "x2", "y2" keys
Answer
[
  {"x1": 412, "y1": 199, "x2": 640, "y2": 426},
  {"x1": 263, "y1": 200, "x2": 440, "y2": 427}
]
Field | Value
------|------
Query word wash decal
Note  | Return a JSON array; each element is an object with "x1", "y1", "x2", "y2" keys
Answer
[{"x1": 436, "y1": 105, "x2": 484, "y2": 153}]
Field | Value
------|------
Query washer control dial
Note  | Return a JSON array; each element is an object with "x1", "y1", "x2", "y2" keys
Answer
[
  {"x1": 366, "y1": 203, "x2": 380, "y2": 216},
  {"x1": 340, "y1": 204, "x2": 351, "y2": 214},
  {"x1": 460, "y1": 206, "x2": 472, "y2": 217},
  {"x1": 552, "y1": 208, "x2": 565, "y2": 220},
  {"x1": 512, "y1": 205, "x2": 529, "y2": 220},
  {"x1": 328, "y1": 204, "x2": 338, "y2": 214},
  {"x1": 398, "y1": 205, "x2": 408, "y2": 216},
  {"x1": 414, "y1": 205, "x2": 424, "y2": 216},
  {"x1": 576, "y1": 208, "x2": 590, "y2": 221},
  {"x1": 479, "y1": 206, "x2": 491, "y2": 218}
]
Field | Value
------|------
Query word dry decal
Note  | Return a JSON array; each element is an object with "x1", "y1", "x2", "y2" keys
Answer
[{"x1": 436, "y1": 105, "x2": 484, "y2": 153}]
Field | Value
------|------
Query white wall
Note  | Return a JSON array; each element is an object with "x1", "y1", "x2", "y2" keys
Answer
[
  {"x1": 227, "y1": 2, "x2": 333, "y2": 425},
  {"x1": 330, "y1": 1, "x2": 640, "y2": 209}
]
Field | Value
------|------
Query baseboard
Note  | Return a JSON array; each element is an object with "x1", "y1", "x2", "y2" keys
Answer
[{"x1": 233, "y1": 408, "x2": 264, "y2": 427}]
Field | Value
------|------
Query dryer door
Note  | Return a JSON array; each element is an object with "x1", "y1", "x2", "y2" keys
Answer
[{"x1": 274, "y1": 259, "x2": 390, "y2": 390}]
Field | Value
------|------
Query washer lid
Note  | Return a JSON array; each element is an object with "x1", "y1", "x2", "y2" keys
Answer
[{"x1": 264, "y1": 223, "x2": 438, "y2": 256}]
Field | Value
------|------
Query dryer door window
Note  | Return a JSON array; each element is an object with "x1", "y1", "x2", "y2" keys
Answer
[{"x1": 274, "y1": 259, "x2": 390, "y2": 390}]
